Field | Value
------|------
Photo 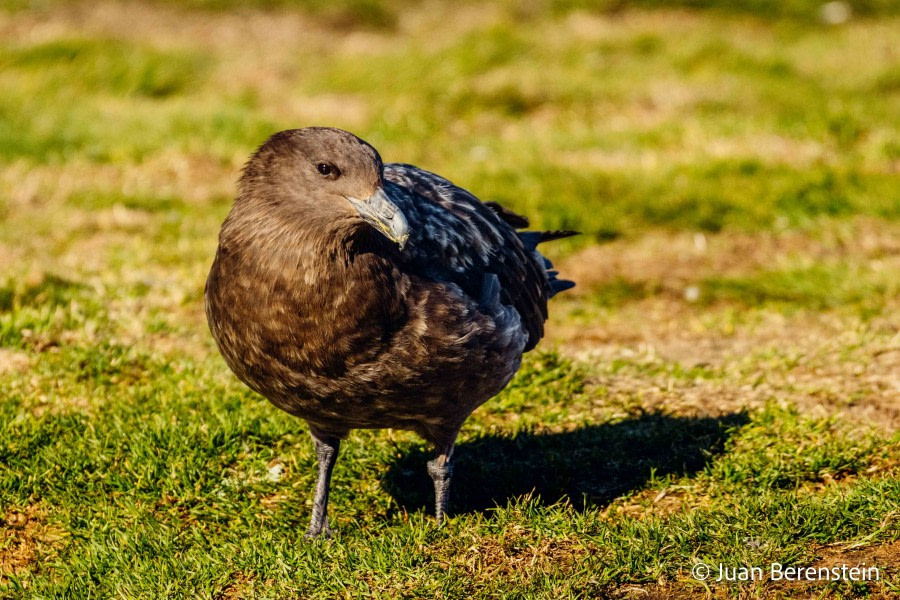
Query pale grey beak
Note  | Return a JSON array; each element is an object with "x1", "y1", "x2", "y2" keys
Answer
[{"x1": 347, "y1": 188, "x2": 410, "y2": 250}]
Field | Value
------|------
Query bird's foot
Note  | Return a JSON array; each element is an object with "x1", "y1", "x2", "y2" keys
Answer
[{"x1": 304, "y1": 522, "x2": 334, "y2": 540}]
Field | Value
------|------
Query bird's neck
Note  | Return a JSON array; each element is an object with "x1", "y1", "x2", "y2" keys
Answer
[{"x1": 218, "y1": 207, "x2": 400, "y2": 305}]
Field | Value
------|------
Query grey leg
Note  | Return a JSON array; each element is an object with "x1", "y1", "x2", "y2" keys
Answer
[
  {"x1": 306, "y1": 432, "x2": 340, "y2": 539},
  {"x1": 427, "y1": 445, "x2": 454, "y2": 523}
]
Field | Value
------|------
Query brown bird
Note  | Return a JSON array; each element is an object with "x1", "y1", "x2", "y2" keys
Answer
[{"x1": 205, "y1": 127, "x2": 575, "y2": 537}]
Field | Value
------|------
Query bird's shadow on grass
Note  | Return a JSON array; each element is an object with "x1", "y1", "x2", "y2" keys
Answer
[{"x1": 381, "y1": 411, "x2": 748, "y2": 515}]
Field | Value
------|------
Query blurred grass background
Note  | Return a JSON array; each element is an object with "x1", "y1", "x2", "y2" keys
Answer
[{"x1": 0, "y1": 0, "x2": 898, "y2": 598}]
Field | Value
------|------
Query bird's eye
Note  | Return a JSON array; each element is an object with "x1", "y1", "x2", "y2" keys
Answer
[{"x1": 317, "y1": 163, "x2": 340, "y2": 177}]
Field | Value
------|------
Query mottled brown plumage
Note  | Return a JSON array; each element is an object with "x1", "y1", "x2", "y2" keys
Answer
[{"x1": 205, "y1": 127, "x2": 575, "y2": 536}]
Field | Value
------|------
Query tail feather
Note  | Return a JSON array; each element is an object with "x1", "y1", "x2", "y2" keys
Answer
[
  {"x1": 549, "y1": 279, "x2": 576, "y2": 296},
  {"x1": 518, "y1": 229, "x2": 579, "y2": 250},
  {"x1": 517, "y1": 229, "x2": 579, "y2": 298}
]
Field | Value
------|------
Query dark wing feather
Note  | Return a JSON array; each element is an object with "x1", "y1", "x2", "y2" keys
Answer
[
  {"x1": 484, "y1": 201, "x2": 530, "y2": 228},
  {"x1": 384, "y1": 163, "x2": 573, "y2": 351}
]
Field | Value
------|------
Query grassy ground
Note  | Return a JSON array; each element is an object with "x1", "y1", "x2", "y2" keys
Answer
[{"x1": 0, "y1": 1, "x2": 898, "y2": 598}]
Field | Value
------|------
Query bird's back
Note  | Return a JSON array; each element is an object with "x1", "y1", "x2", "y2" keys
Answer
[
  {"x1": 384, "y1": 163, "x2": 575, "y2": 351},
  {"x1": 384, "y1": 163, "x2": 574, "y2": 351}
]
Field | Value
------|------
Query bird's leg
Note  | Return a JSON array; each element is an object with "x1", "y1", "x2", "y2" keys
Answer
[
  {"x1": 306, "y1": 431, "x2": 340, "y2": 539},
  {"x1": 426, "y1": 445, "x2": 454, "y2": 524}
]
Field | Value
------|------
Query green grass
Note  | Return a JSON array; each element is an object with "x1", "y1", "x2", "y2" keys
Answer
[
  {"x1": 0, "y1": 1, "x2": 898, "y2": 598},
  {"x1": 2, "y1": 349, "x2": 897, "y2": 598}
]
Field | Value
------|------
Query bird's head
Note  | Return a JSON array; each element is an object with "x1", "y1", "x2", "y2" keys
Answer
[{"x1": 237, "y1": 127, "x2": 410, "y2": 250}]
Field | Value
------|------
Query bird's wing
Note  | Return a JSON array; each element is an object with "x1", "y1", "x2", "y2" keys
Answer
[{"x1": 384, "y1": 163, "x2": 571, "y2": 351}]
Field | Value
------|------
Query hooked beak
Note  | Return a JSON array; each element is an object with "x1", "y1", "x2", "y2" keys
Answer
[{"x1": 347, "y1": 187, "x2": 410, "y2": 250}]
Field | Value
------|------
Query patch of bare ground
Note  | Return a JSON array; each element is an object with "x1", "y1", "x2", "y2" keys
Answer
[
  {"x1": 757, "y1": 540, "x2": 900, "y2": 599},
  {"x1": 0, "y1": 349, "x2": 31, "y2": 375},
  {"x1": 552, "y1": 307, "x2": 900, "y2": 431},
  {"x1": 568, "y1": 313, "x2": 898, "y2": 429},
  {"x1": 614, "y1": 586, "x2": 705, "y2": 600},
  {"x1": 616, "y1": 542, "x2": 899, "y2": 598},
  {"x1": 547, "y1": 221, "x2": 900, "y2": 428},
  {"x1": 0, "y1": 505, "x2": 65, "y2": 585},
  {"x1": 604, "y1": 486, "x2": 695, "y2": 521},
  {"x1": 553, "y1": 131, "x2": 829, "y2": 170},
  {"x1": 0, "y1": 156, "x2": 233, "y2": 211},
  {"x1": 0, "y1": 0, "x2": 506, "y2": 52},
  {"x1": 18, "y1": 373, "x2": 94, "y2": 418},
  {"x1": 437, "y1": 525, "x2": 587, "y2": 583},
  {"x1": 216, "y1": 571, "x2": 267, "y2": 600},
  {"x1": 558, "y1": 219, "x2": 898, "y2": 292},
  {"x1": 1, "y1": 2, "x2": 331, "y2": 53}
]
